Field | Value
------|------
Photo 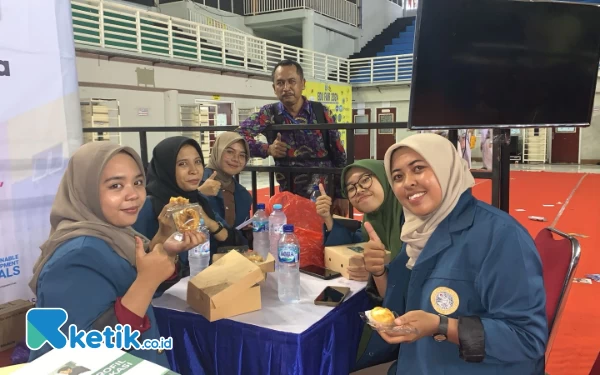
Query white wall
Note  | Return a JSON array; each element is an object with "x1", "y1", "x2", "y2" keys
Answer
[
  {"x1": 353, "y1": 83, "x2": 600, "y2": 163},
  {"x1": 358, "y1": 0, "x2": 404, "y2": 51},
  {"x1": 76, "y1": 54, "x2": 276, "y2": 158},
  {"x1": 314, "y1": 25, "x2": 356, "y2": 59}
]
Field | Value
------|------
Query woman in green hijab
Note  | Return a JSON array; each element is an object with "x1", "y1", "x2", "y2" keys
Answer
[
  {"x1": 317, "y1": 159, "x2": 404, "y2": 281},
  {"x1": 316, "y1": 159, "x2": 406, "y2": 370}
]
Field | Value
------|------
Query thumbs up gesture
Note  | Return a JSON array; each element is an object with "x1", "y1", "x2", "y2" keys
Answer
[
  {"x1": 135, "y1": 236, "x2": 176, "y2": 287},
  {"x1": 268, "y1": 132, "x2": 288, "y2": 158},
  {"x1": 315, "y1": 183, "x2": 334, "y2": 231},
  {"x1": 363, "y1": 222, "x2": 387, "y2": 276},
  {"x1": 198, "y1": 171, "x2": 222, "y2": 197}
]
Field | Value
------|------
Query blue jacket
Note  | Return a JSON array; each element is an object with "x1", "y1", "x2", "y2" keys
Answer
[
  {"x1": 202, "y1": 168, "x2": 252, "y2": 228},
  {"x1": 29, "y1": 236, "x2": 171, "y2": 370},
  {"x1": 323, "y1": 220, "x2": 363, "y2": 246},
  {"x1": 382, "y1": 190, "x2": 547, "y2": 375}
]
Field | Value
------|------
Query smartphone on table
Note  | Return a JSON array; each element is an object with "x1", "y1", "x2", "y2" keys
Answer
[
  {"x1": 314, "y1": 286, "x2": 351, "y2": 307},
  {"x1": 299, "y1": 265, "x2": 342, "y2": 280}
]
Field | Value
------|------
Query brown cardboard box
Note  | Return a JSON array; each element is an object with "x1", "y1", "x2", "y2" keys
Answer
[
  {"x1": 212, "y1": 252, "x2": 275, "y2": 275},
  {"x1": 0, "y1": 299, "x2": 34, "y2": 351},
  {"x1": 324, "y1": 243, "x2": 392, "y2": 279},
  {"x1": 188, "y1": 251, "x2": 264, "y2": 321}
]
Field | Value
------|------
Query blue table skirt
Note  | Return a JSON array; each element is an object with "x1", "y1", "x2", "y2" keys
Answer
[{"x1": 154, "y1": 290, "x2": 371, "y2": 375}]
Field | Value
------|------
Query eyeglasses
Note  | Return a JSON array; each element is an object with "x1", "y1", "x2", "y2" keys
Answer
[{"x1": 345, "y1": 174, "x2": 373, "y2": 198}]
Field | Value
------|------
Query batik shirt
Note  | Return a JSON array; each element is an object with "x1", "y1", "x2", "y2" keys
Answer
[{"x1": 238, "y1": 97, "x2": 347, "y2": 198}]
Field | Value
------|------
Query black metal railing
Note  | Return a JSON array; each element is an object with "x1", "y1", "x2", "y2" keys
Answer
[{"x1": 82, "y1": 123, "x2": 510, "y2": 216}]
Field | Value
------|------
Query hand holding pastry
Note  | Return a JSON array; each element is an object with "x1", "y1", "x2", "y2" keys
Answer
[{"x1": 363, "y1": 222, "x2": 387, "y2": 277}]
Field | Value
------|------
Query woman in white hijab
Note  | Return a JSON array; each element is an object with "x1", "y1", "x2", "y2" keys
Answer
[{"x1": 361, "y1": 133, "x2": 547, "y2": 375}]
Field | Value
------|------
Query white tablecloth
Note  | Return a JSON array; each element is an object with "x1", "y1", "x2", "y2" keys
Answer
[{"x1": 152, "y1": 273, "x2": 366, "y2": 334}]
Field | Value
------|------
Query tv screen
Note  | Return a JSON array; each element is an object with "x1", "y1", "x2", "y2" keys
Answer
[{"x1": 408, "y1": 0, "x2": 600, "y2": 130}]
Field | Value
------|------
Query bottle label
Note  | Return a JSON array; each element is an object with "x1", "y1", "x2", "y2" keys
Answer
[
  {"x1": 253, "y1": 221, "x2": 268, "y2": 233},
  {"x1": 278, "y1": 244, "x2": 298, "y2": 264},
  {"x1": 199, "y1": 241, "x2": 210, "y2": 255}
]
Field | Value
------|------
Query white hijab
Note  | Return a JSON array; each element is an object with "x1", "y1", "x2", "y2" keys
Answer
[{"x1": 384, "y1": 133, "x2": 475, "y2": 269}]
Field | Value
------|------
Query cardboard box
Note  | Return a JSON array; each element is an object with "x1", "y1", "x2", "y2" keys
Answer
[
  {"x1": 324, "y1": 243, "x2": 392, "y2": 279},
  {"x1": 212, "y1": 252, "x2": 275, "y2": 275},
  {"x1": 188, "y1": 251, "x2": 264, "y2": 322},
  {"x1": 0, "y1": 299, "x2": 34, "y2": 351}
]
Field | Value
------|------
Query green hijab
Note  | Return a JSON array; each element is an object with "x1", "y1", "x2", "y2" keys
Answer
[{"x1": 341, "y1": 159, "x2": 404, "y2": 258}]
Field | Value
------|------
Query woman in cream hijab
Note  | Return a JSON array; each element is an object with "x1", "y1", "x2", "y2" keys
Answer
[
  {"x1": 28, "y1": 142, "x2": 203, "y2": 369},
  {"x1": 200, "y1": 132, "x2": 252, "y2": 228},
  {"x1": 361, "y1": 133, "x2": 547, "y2": 375}
]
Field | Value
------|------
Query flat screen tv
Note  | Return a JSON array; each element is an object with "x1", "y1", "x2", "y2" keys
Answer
[{"x1": 408, "y1": 0, "x2": 600, "y2": 130}]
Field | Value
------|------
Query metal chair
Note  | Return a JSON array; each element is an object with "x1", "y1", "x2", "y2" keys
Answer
[{"x1": 534, "y1": 227, "x2": 581, "y2": 365}]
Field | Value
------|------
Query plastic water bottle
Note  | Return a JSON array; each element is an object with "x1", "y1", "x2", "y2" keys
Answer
[
  {"x1": 278, "y1": 224, "x2": 300, "y2": 303},
  {"x1": 189, "y1": 219, "x2": 211, "y2": 277},
  {"x1": 252, "y1": 203, "x2": 270, "y2": 260},
  {"x1": 310, "y1": 185, "x2": 321, "y2": 202},
  {"x1": 269, "y1": 204, "x2": 287, "y2": 261}
]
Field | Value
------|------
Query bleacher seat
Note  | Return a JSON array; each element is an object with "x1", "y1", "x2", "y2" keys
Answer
[
  {"x1": 351, "y1": 18, "x2": 415, "y2": 84},
  {"x1": 534, "y1": 227, "x2": 581, "y2": 365}
]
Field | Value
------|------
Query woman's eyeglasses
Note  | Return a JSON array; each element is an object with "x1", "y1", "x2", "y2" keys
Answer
[{"x1": 345, "y1": 174, "x2": 373, "y2": 198}]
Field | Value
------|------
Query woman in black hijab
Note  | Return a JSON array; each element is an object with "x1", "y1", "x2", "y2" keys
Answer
[{"x1": 133, "y1": 136, "x2": 247, "y2": 271}]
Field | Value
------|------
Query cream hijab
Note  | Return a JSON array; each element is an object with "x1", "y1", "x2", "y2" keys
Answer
[
  {"x1": 206, "y1": 132, "x2": 250, "y2": 190},
  {"x1": 29, "y1": 142, "x2": 148, "y2": 294},
  {"x1": 384, "y1": 133, "x2": 475, "y2": 269}
]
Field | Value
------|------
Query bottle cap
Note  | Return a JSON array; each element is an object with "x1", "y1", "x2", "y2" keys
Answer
[
  {"x1": 257, "y1": 203, "x2": 265, "y2": 210},
  {"x1": 283, "y1": 224, "x2": 294, "y2": 233},
  {"x1": 313, "y1": 184, "x2": 319, "y2": 190},
  {"x1": 273, "y1": 204, "x2": 283, "y2": 210}
]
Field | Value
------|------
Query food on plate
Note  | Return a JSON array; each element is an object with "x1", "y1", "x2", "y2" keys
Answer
[{"x1": 370, "y1": 307, "x2": 395, "y2": 325}]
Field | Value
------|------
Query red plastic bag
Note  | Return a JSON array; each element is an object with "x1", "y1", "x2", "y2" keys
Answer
[{"x1": 265, "y1": 192, "x2": 324, "y2": 268}]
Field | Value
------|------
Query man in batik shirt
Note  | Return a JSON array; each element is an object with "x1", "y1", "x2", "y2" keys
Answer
[{"x1": 238, "y1": 59, "x2": 349, "y2": 216}]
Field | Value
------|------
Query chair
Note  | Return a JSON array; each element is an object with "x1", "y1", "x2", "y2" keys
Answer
[{"x1": 534, "y1": 227, "x2": 581, "y2": 365}]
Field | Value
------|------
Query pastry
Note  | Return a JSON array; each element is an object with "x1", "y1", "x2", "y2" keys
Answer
[
  {"x1": 246, "y1": 254, "x2": 264, "y2": 263},
  {"x1": 370, "y1": 307, "x2": 395, "y2": 325},
  {"x1": 173, "y1": 207, "x2": 200, "y2": 232},
  {"x1": 170, "y1": 196, "x2": 189, "y2": 205}
]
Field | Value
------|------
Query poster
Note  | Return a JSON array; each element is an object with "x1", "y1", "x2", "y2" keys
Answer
[
  {"x1": 303, "y1": 81, "x2": 353, "y2": 149},
  {"x1": 0, "y1": 0, "x2": 82, "y2": 304}
]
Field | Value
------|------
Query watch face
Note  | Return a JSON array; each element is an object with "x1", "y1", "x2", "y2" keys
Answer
[{"x1": 433, "y1": 334, "x2": 447, "y2": 342}]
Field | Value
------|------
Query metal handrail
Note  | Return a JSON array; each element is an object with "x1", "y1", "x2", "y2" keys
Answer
[
  {"x1": 243, "y1": 0, "x2": 359, "y2": 26},
  {"x1": 80, "y1": 123, "x2": 508, "y2": 216}
]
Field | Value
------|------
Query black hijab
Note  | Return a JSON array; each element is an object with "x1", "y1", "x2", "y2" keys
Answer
[{"x1": 146, "y1": 136, "x2": 212, "y2": 218}]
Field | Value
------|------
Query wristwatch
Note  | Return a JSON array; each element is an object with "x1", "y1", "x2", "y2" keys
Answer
[
  {"x1": 433, "y1": 314, "x2": 448, "y2": 342},
  {"x1": 211, "y1": 222, "x2": 225, "y2": 235}
]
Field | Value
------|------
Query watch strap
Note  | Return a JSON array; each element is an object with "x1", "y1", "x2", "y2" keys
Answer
[{"x1": 211, "y1": 222, "x2": 225, "y2": 235}]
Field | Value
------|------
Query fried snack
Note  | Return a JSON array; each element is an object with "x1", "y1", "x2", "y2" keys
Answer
[
  {"x1": 246, "y1": 254, "x2": 264, "y2": 263},
  {"x1": 173, "y1": 207, "x2": 200, "y2": 232},
  {"x1": 370, "y1": 307, "x2": 395, "y2": 325},
  {"x1": 170, "y1": 196, "x2": 189, "y2": 205}
]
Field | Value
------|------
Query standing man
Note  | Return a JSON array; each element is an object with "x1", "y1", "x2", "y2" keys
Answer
[{"x1": 238, "y1": 59, "x2": 349, "y2": 216}]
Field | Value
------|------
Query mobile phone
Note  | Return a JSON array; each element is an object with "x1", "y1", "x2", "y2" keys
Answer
[
  {"x1": 300, "y1": 265, "x2": 342, "y2": 280},
  {"x1": 314, "y1": 286, "x2": 351, "y2": 307}
]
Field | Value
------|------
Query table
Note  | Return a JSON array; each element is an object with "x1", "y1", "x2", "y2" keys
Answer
[{"x1": 152, "y1": 274, "x2": 371, "y2": 375}]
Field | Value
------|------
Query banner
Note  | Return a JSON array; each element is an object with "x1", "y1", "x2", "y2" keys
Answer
[
  {"x1": 0, "y1": 0, "x2": 82, "y2": 304},
  {"x1": 303, "y1": 82, "x2": 353, "y2": 149}
]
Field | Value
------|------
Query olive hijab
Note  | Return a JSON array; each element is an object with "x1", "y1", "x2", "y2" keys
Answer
[{"x1": 342, "y1": 159, "x2": 404, "y2": 258}]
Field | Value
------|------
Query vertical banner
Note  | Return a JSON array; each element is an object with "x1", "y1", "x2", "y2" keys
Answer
[
  {"x1": 303, "y1": 82, "x2": 353, "y2": 149},
  {"x1": 0, "y1": 0, "x2": 82, "y2": 303}
]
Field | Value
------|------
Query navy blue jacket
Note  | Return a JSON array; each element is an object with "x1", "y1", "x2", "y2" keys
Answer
[
  {"x1": 202, "y1": 168, "x2": 253, "y2": 228},
  {"x1": 29, "y1": 236, "x2": 171, "y2": 369},
  {"x1": 378, "y1": 190, "x2": 548, "y2": 374}
]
